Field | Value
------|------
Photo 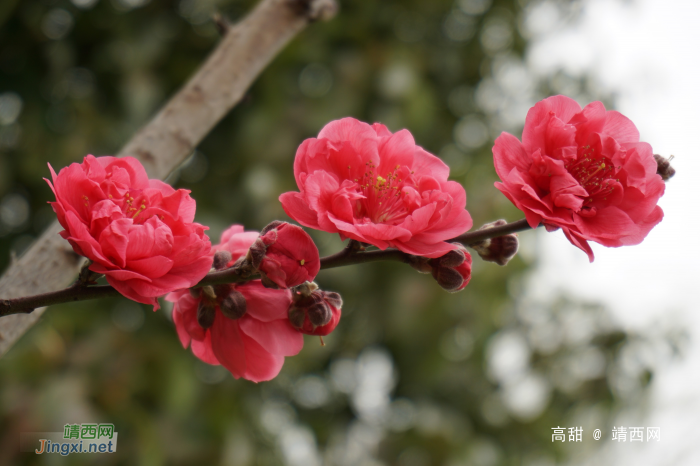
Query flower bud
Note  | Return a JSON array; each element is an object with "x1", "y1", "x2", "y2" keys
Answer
[
  {"x1": 288, "y1": 306, "x2": 307, "y2": 329},
  {"x1": 472, "y1": 235, "x2": 519, "y2": 266},
  {"x1": 246, "y1": 237, "x2": 268, "y2": 270},
  {"x1": 260, "y1": 220, "x2": 286, "y2": 236},
  {"x1": 197, "y1": 301, "x2": 216, "y2": 329},
  {"x1": 436, "y1": 248, "x2": 466, "y2": 268},
  {"x1": 213, "y1": 250, "x2": 232, "y2": 270},
  {"x1": 220, "y1": 290, "x2": 247, "y2": 320},
  {"x1": 258, "y1": 222, "x2": 320, "y2": 289},
  {"x1": 428, "y1": 245, "x2": 473, "y2": 293},
  {"x1": 322, "y1": 291, "x2": 343, "y2": 309},
  {"x1": 288, "y1": 286, "x2": 342, "y2": 336},
  {"x1": 654, "y1": 154, "x2": 676, "y2": 181},
  {"x1": 470, "y1": 220, "x2": 519, "y2": 266},
  {"x1": 307, "y1": 301, "x2": 332, "y2": 327},
  {"x1": 431, "y1": 266, "x2": 465, "y2": 292}
]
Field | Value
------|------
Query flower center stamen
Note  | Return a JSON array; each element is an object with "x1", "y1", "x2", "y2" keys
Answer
[
  {"x1": 355, "y1": 162, "x2": 409, "y2": 224},
  {"x1": 566, "y1": 146, "x2": 618, "y2": 204}
]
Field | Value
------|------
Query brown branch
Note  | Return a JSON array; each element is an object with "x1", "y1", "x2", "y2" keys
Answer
[
  {"x1": 0, "y1": 219, "x2": 535, "y2": 317},
  {"x1": 452, "y1": 218, "x2": 533, "y2": 245},
  {"x1": 0, "y1": 0, "x2": 338, "y2": 357}
]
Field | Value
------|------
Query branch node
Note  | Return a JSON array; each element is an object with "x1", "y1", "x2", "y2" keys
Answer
[
  {"x1": 78, "y1": 260, "x2": 102, "y2": 286},
  {"x1": 287, "y1": 0, "x2": 338, "y2": 22},
  {"x1": 212, "y1": 12, "x2": 231, "y2": 35}
]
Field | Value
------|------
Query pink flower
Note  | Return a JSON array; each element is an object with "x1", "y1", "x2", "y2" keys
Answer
[
  {"x1": 45, "y1": 155, "x2": 212, "y2": 310},
  {"x1": 257, "y1": 221, "x2": 320, "y2": 288},
  {"x1": 280, "y1": 118, "x2": 473, "y2": 258},
  {"x1": 493, "y1": 96, "x2": 665, "y2": 261},
  {"x1": 167, "y1": 225, "x2": 304, "y2": 382}
]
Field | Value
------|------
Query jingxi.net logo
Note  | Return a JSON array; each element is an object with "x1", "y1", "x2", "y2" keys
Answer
[{"x1": 20, "y1": 424, "x2": 118, "y2": 456}]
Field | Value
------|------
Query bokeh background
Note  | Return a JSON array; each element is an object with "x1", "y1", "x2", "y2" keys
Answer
[{"x1": 0, "y1": 0, "x2": 692, "y2": 465}]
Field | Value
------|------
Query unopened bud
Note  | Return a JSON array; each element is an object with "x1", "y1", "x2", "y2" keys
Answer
[
  {"x1": 307, "y1": 301, "x2": 332, "y2": 327},
  {"x1": 246, "y1": 238, "x2": 268, "y2": 269},
  {"x1": 260, "y1": 220, "x2": 286, "y2": 236},
  {"x1": 436, "y1": 248, "x2": 466, "y2": 268},
  {"x1": 432, "y1": 266, "x2": 465, "y2": 292},
  {"x1": 288, "y1": 306, "x2": 306, "y2": 329},
  {"x1": 654, "y1": 154, "x2": 676, "y2": 181},
  {"x1": 322, "y1": 291, "x2": 343, "y2": 309},
  {"x1": 287, "y1": 287, "x2": 343, "y2": 335},
  {"x1": 213, "y1": 250, "x2": 232, "y2": 270},
  {"x1": 220, "y1": 290, "x2": 247, "y2": 320},
  {"x1": 197, "y1": 301, "x2": 216, "y2": 329},
  {"x1": 471, "y1": 220, "x2": 519, "y2": 266},
  {"x1": 472, "y1": 236, "x2": 519, "y2": 266}
]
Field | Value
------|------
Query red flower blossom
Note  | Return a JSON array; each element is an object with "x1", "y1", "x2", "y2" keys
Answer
[
  {"x1": 167, "y1": 225, "x2": 304, "y2": 382},
  {"x1": 493, "y1": 96, "x2": 665, "y2": 261},
  {"x1": 46, "y1": 155, "x2": 211, "y2": 310},
  {"x1": 280, "y1": 118, "x2": 473, "y2": 258},
  {"x1": 257, "y1": 221, "x2": 320, "y2": 288}
]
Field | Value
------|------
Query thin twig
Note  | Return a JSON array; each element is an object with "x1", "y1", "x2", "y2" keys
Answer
[
  {"x1": 453, "y1": 218, "x2": 533, "y2": 245},
  {"x1": 0, "y1": 219, "x2": 535, "y2": 317}
]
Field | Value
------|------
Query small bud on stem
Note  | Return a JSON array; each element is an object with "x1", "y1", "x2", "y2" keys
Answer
[
  {"x1": 288, "y1": 282, "x2": 342, "y2": 335},
  {"x1": 246, "y1": 238, "x2": 268, "y2": 269},
  {"x1": 470, "y1": 220, "x2": 519, "y2": 266},
  {"x1": 213, "y1": 250, "x2": 233, "y2": 270},
  {"x1": 654, "y1": 154, "x2": 676, "y2": 181},
  {"x1": 220, "y1": 290, "x2": 247, "y2": 320},
  {"x1": 431, "y1": 266, "x2": 465, "y2": 292},
  {"x1": 422, "y1": 244, "x2": 473, "y2": 292},
  {"x1": 260, "y1": 220, "x2": 286, "y2": 236},
  {"x1": 197, "y1": 301, "x2": 216, "y2": 329},
  {"x1": 307, "y1": 302, "x2": 332, "y2": 327}
]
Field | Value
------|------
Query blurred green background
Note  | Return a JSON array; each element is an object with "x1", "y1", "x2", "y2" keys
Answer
[{"x1": 0, "y1": 0, "x2": 681, "y2": 464}]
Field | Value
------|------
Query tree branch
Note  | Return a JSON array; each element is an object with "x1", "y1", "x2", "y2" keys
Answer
[
  {"x1": 0, "y1": 0, "x2": 338, "y2": 357},
  {"x1": 0, "y1": 219, "x2": 536, "y2": 316}
]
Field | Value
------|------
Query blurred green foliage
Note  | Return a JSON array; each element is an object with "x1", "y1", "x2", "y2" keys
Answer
[{"x1": 0, "y1": 0, "x2": 682, "y2": 465}]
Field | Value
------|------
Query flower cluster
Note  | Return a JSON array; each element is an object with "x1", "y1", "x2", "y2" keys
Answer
[
  {"x1": 45, "y1": 96, "x2": 670, "y2": 382},
  {"x1": 167, "y1": 225, "x2": 307, "y2": 382}
]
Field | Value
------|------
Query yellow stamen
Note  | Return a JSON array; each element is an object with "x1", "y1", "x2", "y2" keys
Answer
[
  {"x1": 132, "y1": 204, "x2": 146, "y2": 219},
  {"x1": 299, "y1": 259, "x2": 305, "y2": 266}
]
